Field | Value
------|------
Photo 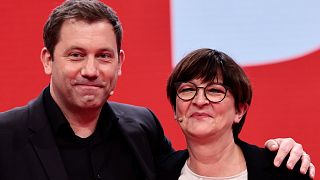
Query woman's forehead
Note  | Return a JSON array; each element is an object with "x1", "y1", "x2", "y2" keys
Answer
[{"x1": 189, "y1": 76, "x2": 224, "y2": 85}]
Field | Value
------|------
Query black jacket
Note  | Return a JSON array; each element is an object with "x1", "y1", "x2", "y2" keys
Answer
[
  {"x1": 0, "y1": 89, "x2": 174, "y2": 180},
  {"x1": 157, "y1": 139, "x2": 310, "y2": 180}
]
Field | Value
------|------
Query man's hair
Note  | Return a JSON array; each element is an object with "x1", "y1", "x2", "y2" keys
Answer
[
  {"x1": 166, "y1": 48, "x2": 252, "y2": 138},
  {"x1": 43, "y1": 0, "x2": 122, "y2": 56}
]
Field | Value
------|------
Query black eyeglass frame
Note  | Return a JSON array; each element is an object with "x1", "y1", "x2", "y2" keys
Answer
[{"x1": 175, "y1": 82, "x2": 229, "y2": 103}]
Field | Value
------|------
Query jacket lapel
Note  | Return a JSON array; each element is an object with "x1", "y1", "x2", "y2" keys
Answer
[
  {"x1": 27, "y1": 93, "x2": 69, "y2": 180},
  {"x1": 236, "y1": 139, "x2": 274, "y2": 180}
]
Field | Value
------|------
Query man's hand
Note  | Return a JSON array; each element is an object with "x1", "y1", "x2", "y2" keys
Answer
[{"x1": 265, "y1": 138, "x2": 315, "y2": 179}]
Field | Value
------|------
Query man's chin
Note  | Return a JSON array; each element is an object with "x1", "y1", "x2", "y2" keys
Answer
[
  {"x1": 77, "y1": 102, "x2": 103, "y2": 110},
  {"x1": 76, "y1": 96, "x2": 105, "y2": 108}
]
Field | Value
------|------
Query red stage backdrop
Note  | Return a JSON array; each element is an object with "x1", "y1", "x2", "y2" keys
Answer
[{"x1": 0, "y1": 0, "x2": 319, "y2": 173}]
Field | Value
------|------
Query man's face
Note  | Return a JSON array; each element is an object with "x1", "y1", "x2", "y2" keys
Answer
[{"x1": 41, "y1": 19, "x2": 124, "y2": 111}]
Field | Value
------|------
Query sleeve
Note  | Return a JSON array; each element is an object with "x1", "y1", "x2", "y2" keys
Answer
[{"x1": 147, "y1": 109, "x2": 175, "y2": 158}]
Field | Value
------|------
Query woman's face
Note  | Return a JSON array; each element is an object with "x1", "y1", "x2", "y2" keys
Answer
[{"x1": 175, "y1": 78, "x2": 247, "y2": 140}]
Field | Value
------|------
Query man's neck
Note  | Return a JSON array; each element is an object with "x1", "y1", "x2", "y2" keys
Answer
[
  {"x1": 49, "y1": 87, "x2": 104, "y2": 138},
  {"x1": 55, "y1": 100, "x2": 102, "y2": 138},
  {"x1": 64, "y1": 109, "x2": 101, "y2": 138}
]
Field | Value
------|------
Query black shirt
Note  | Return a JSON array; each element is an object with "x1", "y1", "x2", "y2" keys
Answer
[{"x1": 43, "y1": 87, "x2": 144, "y2": 180}]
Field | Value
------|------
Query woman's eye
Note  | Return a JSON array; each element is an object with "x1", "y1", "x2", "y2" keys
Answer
[
  {"x1": 180, "y1": 87, "x2": 195, "y2": 92},
  {"x1": 207, "y1": 87, "x2": 225, "y2": 94},
  {"x1": 208, "y1": 88, "x2": 219, "y2": 92}
]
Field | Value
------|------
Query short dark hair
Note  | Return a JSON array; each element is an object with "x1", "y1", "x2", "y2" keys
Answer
[
  {"x1": 166, "y1": 48, "x2": 252, "y2": 138},
  {"x1": 43, "y1": 0, "x2": 123, "y2": 56}
]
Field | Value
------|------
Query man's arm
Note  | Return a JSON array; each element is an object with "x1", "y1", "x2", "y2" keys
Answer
[{"x1": 265, "y1": 138, "x2": 315, "y2": 179}]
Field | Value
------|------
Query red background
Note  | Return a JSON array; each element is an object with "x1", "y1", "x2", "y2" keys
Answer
[{"x1": 0, "y1": 0, "x2": 318, "y2": 174}]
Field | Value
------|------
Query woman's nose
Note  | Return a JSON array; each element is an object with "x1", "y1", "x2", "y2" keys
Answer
[{"x1": 192, "y1": 88, "x2": 209, "y2": 106}]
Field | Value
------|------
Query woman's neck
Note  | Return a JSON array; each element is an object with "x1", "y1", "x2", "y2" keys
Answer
[{"x1": 186, "y1": 134, "x2": 246, "y2": 177}]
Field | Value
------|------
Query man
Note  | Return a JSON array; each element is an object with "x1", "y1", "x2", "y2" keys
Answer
[{"x1": 0, "y1": 0, "x2": 315, "y2": 180}]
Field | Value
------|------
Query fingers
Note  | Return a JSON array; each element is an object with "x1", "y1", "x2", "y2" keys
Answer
[
  {"x1": 308, "y1": 162, "x2": 316, "y2": 179},
  {"x1": 264, "y1": 139, "x2": 280, "y2": 152},
  {"x1": 285, "y1": 143, "x2": 303, "y2": 170},
  {"x1": 271, "y1": 138, "x2": 295, "y2": 167},
  {"x1": 297, "y1": 152, "x2": 310, "y2": 174},
  {"x1": 299, "y1": 152, "x2": 316, "y2": 179},
  {"x1": 265, "y1": 138, "x2": 315, "y2": 179}
]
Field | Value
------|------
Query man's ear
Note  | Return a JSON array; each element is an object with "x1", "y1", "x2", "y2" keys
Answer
[
  {"x1": 40, "y1": 47, "x2": 53, "y2": 75},
  {"x1": 234, "y1": 103, "x2": 249, "y2": 123},
  {"x1": 117, "y1": 49, "x2": 125, "y2": 76}
]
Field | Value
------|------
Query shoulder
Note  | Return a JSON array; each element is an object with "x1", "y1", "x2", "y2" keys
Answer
[
  {"x1": 236, "y1": 139, "x2": 310, "y2": 180},
  {"x1": 108, "y1": 101, "x2": 160, "y2": 127},
  {"x1": 0, "y1": 104, "x2": 31, "y2": 148},
  {"x1": 0, "y1": 93, "x2": 44, "y2": 131},
  {"x1": 157, "y1": 149, "x2": 189, "y2": 180},
  {"x1": 0, "y1": 105, "x2": 29, "y2": 129},
  {"x1": 109, "y1": 101, "x2": 152, "y2": 116},
  {"x1": 108, "y1": 101, "x2": 175, "y2": 164}
]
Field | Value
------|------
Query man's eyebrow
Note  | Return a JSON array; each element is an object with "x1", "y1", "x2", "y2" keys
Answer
[{"x1": 63, "y1": 46, "x2": 86, "y2": 53}]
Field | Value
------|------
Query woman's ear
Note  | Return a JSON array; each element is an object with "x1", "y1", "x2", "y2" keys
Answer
[{"x1": 234, "y1": 103, "x2": 249, "y2": 123}]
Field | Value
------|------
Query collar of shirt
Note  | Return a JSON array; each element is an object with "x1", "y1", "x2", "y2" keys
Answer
[{"x1": 42, "y1": 85, "x2": 119, "y2": 145}]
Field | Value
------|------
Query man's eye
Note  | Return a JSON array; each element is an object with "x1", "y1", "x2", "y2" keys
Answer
[
  {"x1": 100, "y1": 54, "x2": 109, "y2": 58},
  {"x1": 68, "y1": 52, "x2": 84, "y2": 60},
  {"x1": 97, "y1": 53, "x2": 112, "y2": 60}
]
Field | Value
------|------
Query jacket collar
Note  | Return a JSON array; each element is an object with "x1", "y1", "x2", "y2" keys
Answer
[
  {"x1": 27, "y1": 89, "x2": 156, "y2": 180},
  {"x1": 235, "y1": 138, "x2": 275, "y2": 179}
]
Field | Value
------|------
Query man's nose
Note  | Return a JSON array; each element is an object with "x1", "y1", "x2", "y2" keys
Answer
[
  {"x1": 192, "y1": 88, "x2": 209, "y2": 106},
  {"x1": 81, "y1": 57, "x2": 99, "y2": 79}
]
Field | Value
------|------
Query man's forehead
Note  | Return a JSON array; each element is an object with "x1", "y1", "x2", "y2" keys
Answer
[
  {"x1": 60, "y1": 18, "x2": 112, "y2": 29},
  {"x1": 58, "y1": 19, "x2": 116, "y2": 42},
  {"x1": 54, "y1": 19, "x2": 117, "y2": 54}
]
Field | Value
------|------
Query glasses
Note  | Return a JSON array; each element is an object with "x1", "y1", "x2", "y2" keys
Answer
[{"x1": 175, "y1": 82, "x2": 228, "y2": 103}]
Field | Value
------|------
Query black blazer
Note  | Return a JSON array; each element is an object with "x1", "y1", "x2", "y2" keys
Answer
[
  {"x1": 0, "y1": 90, "x2": 174, "y2": 180},
  {"x1": 157, "y1": 139, "x2": 310, "y2": 180}
]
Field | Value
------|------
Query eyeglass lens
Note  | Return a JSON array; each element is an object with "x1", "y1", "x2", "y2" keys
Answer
[{"x1": 176, "y1": 82, "x2": 227, "y2": 102}]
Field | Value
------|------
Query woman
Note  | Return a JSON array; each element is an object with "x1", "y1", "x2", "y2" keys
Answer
[{"x1": 161, "y1": 48, "x2": 310, "y2": 179}]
